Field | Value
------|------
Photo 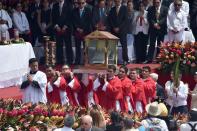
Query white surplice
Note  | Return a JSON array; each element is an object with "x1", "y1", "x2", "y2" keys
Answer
[
  {"x1": 21, "y1": 71, "x2": 47, "y2": 104},
  {"x1": 0, "y1": 9, "x2": 12, "y2": 40}
]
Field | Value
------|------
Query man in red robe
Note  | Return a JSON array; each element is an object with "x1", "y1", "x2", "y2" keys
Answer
[
  {"x1": 61, "y1": 65, "x2": 81, "y2": 106},
  {"x1": 46, "y1": 66, "x2": 69, "y2": 105},
  {"x1": 129, "y1": 68, "x2": 147, "y2": 113},
  {"x1": 94, "y1": 65, "x2": 123, "y2": 111},
  {"x1": 118, "y1": 66, "x2": 135, "y2": 113},
  {"x1": 78, "y1": 73, "x2": 96, "y2": 107},
  {"x1": 141, "y1": 66, "x2": 156, "y2": 103}
]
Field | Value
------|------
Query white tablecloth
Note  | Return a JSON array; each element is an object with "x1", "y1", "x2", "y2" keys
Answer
[{"x1": 0, "y1": 43, "x2": 35, "y2": 88}]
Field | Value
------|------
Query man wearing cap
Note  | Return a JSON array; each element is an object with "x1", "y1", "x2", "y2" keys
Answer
[
  {"x1": 190, "y1": 72, "x2": 197, "y2": 109},
  {"x1": 54, "y1": 115, "x2": 75, "y2": 131},
  {"x1": 141, "y1": 102, "x2": 168, "y2": 131}
]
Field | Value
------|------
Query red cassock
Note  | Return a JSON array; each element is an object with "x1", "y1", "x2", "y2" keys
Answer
[
  {"x1": 94, "y1": 76, "x2": 123, "y2": 111},
  {"x1": 78, "y1": 75, "x2": 95, "y2": 107},
  {"x1": 121, "y1": 77, "x2": 135, "y2": 112},
  {"x1": 47, "y1": 77, "x2": 67, "y2": 105},
  {"x1": 143, "y1": 77, "x2": 156, "y2": 103},
  {"x1": 131, "y1": 78, "x2": 147, "y2": 111},
  {"x1": 66, "y1": 77, "x2": 81, "y2": 106}
]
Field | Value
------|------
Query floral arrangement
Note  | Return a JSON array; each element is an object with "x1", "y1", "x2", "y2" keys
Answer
[
  {"x1": 0, "y1": 99, "x2": 150, "y2": 130},
  {"x1": 157, "y1": 42, "x2": 197, "y2": 74}
]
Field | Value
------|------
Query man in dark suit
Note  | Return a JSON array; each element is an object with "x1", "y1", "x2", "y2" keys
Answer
[
  {"x1": 108, "y1": 0, "x2": 128, "y2": 64},
  {"x1": 145, "y1": 0, "x2": 168, "y2": 63},
  {"x1": 75, "y1": 115, "x2": 104, "y2": 131},
  {"x1": 28, "y1": 0, "x2": 42, "y2": 46},
  {"x1": 92, "y1": 0, "x2": 108, "y2": 31},
  {"x1": 52, "y1": 0, "x2": 74, "y2": 65},
  {"x1": 191, "y1": 0, "x2": 197, "y2": 40},
  {"x1": 72, "y1": 0, "x2": 92, "y2": 64}
]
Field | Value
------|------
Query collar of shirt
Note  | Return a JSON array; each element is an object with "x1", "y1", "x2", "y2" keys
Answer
[
  {"x1": 30, "y1": 70, "x2": 37, "y2": 74},
  {"x1": 108, "y1": 76, "x2": 115, "y2": 80},
  {"x1": 59, "y1": 1, "x2": 64, "y2": 7}
]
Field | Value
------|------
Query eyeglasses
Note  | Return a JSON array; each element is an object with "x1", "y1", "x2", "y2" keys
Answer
[
  {"x1": 174, "y1": 3, "x2": 182, "y2": 7},
  {"x1": 78, "y1": 2, "x2": 85, "y2": 5}
]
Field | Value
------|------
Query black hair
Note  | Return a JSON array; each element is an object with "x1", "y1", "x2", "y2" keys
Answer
[
  {"x1": 29, "y1": 58, "x2": 38, "y2": 65},
  {"x1": 108, "y1": 65, "x2": 116, "y2": 72},
  {"x1": 120, "y1": 65, "x2": 128, "y2": 74},
  {"x1": 142, "y1": 66, "x2": 151, "y2": 72}
]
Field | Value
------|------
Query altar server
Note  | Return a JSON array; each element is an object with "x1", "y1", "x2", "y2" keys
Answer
[
  {"x1": 0, "y1": 1, "x2": 12, "y2": 41},
  {"x1": 20, "y1": 58, "x2": 47, "y2": 104}
]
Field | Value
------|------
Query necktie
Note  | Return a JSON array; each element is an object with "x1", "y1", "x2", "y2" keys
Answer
[
  {"x1": 116, "y1": 6, "x2": 120, "y2": 15},
  {"x1": 80, "y1": 9, "x2": 83, "y2": 18},
  {"x1": 59, "y1": 4, "x2": 62, "y2": 15},
  {"x1": 156, "y1": 8, "x2": 159, "y2": 22},
  {"x1": 140, "y1": 16, "x2": 143, "y2": 26}
]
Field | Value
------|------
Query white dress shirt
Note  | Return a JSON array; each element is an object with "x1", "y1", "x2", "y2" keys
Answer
[
  {"x1": 133, "y1": 10, "x2": 149, "y2": 35},
  {"x1": 165, "y1": 81, "x2": 188, "y2": 107},
  {"x1": 0, "y1": 9, "x2": 12, "y2": 40},
  {"x1": 12, "y1": 11, "x2": 30, "y2": 34},
  {"x1": 54, "y1": 126, "x2": 74, "y2": 131},
  {"x1": 167, "y1": 10, "x2": 187, "y2": 42}
]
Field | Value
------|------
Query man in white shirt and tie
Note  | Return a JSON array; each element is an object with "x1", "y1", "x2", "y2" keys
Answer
[
  {"x1": 0, "y1": 1, "x2": 12, "y2": 41},
  {"x1": 167, "y1": 0, "x2": 187, "y2": 42},
  {"x1": 12, "y1": 3, "x2": 30, "y2": 42}
]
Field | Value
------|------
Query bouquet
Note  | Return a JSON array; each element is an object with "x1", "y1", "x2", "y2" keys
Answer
[{"x1": 157, "y1": 42, "x2": 197, "y2": 74}]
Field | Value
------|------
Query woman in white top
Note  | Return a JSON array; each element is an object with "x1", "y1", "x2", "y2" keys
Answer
[{"x1": 133, "y1": 2, "x2": 149, "y2": 63}]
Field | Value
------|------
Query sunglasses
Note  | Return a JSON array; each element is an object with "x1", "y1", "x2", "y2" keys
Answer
[{"x1": 174, "y1": 3, "x2": 182, "y2": 6}]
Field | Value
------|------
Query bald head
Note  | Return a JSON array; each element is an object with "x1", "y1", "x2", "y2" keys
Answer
[{"x1": 81, "y1": 115, "x2": 93, "y2": 130}]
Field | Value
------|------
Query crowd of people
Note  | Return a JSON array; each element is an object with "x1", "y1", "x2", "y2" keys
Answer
[
  {"x1": 18, "y1": 58, "x2": 197, "y2": 130},
  {"x1": 0, "y1": 0, "x2": 196, "y2": 65}
]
